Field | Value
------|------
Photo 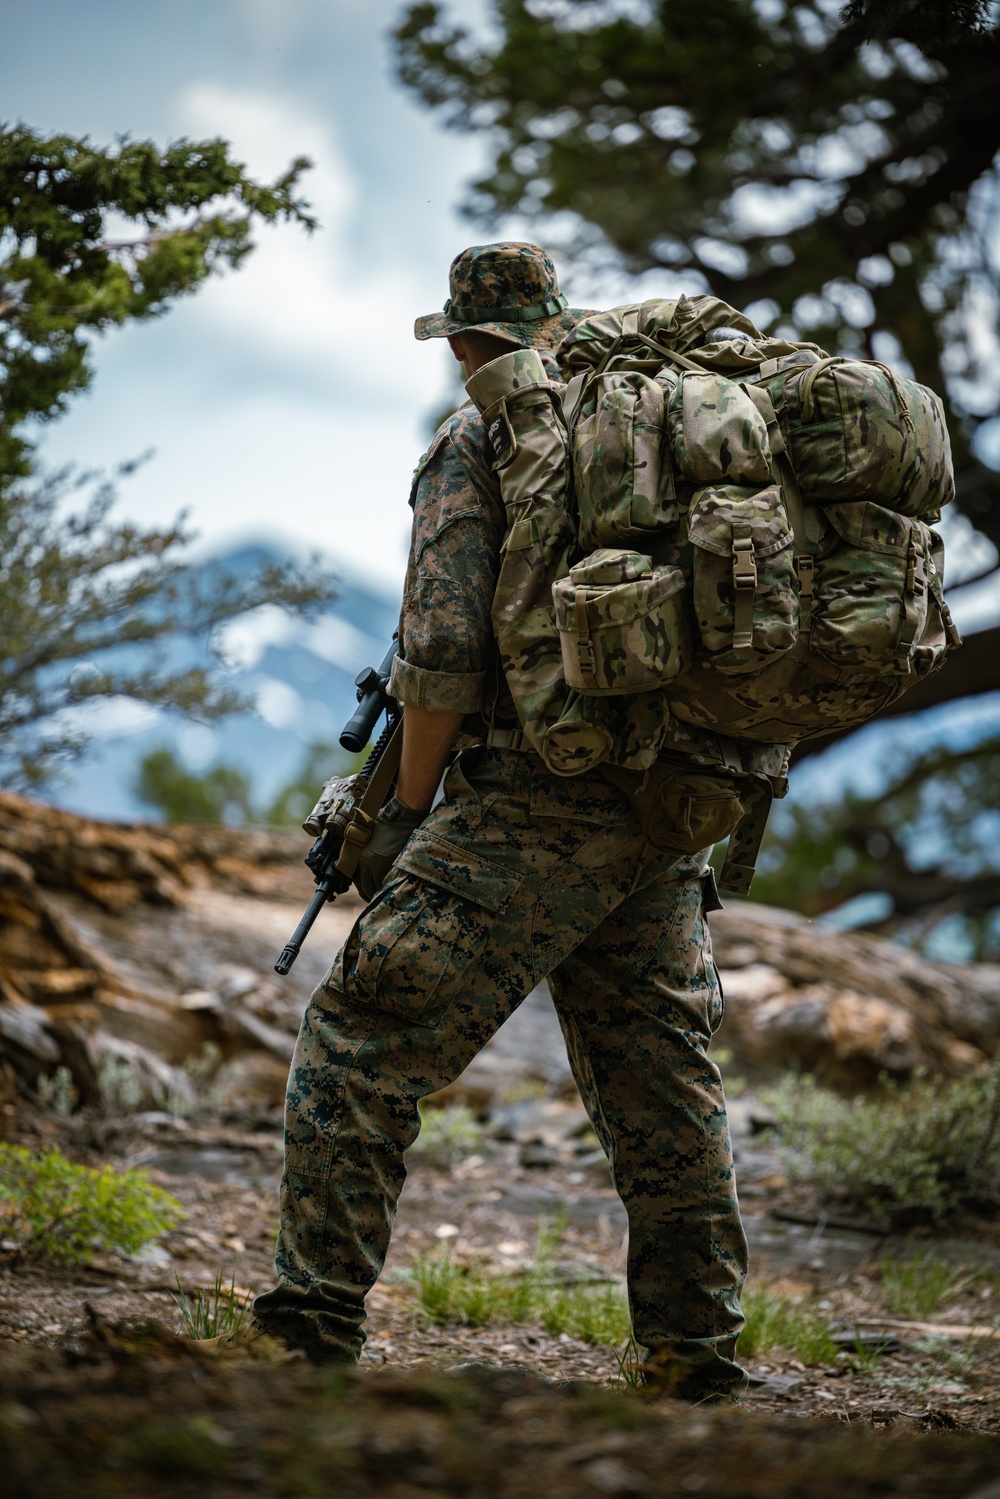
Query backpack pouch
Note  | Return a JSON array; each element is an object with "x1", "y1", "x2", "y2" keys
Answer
[
  {"x1": 551, "y1": 548, "x2": 690, "y2": 696},
  {"x1": 572, "y1": 371, "x2": 678, "y2": 547},
  {"x1": 810, "y1": 501, "x2": 940, "y2": 674},
  {"x1": 686, "y1": 484, "x2": 798, "y2": 674},
  {"x1": 785, "y1": 359, "x2": 955, "y2": 519},
  {"x1": 668, "y1": 373, "x2": 773, "y2": 487}
]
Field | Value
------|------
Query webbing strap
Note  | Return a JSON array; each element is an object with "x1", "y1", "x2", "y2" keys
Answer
[
  {"x1": 896, "y1": 531, "x2": 927, "y2": 668},
  {"x1": 574, "y1": 586, "x2": 598, "y2": 690},
  {"x1": 719, "y1": 774, "x2": 774, "y2": 896},
  {"x1": 333, "y1": 720, "x2": 403, "y2": 880},
  {"x1": 743, "y1": 382, "x2": 815, "y2": 636},
  {"x1": 731, "y1": 522, "x2": 757, "y2": 649}
]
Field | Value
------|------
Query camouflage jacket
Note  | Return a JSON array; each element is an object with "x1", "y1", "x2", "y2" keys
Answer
[{"x1": 388, "y1": 403, "x2": 507, "y2": 723}]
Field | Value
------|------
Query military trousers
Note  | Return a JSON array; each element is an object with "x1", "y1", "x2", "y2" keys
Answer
[{"x1": 254, "y1": 746, "x2": 748, "y2": 1394}]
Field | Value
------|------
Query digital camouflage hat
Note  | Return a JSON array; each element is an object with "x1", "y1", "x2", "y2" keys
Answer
[{"x1": 415, "y1": 242, "x2": 593, "y2": 350}]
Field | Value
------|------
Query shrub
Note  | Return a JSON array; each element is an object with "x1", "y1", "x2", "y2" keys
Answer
[
  {"x1": 0, "y1": 1143, "x2": 183, "y2": 1263},
  {"x1": 767, "y1": 1062, "x2": 1000, "y2": 1225}
]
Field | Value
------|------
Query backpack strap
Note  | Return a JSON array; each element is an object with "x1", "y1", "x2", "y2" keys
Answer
[
  {"x1": 718, "y1": 773, "x2": 775, "y2": 896},
  {"x1": 741, "y1": 383, "x2": 816, "y2": 636}
]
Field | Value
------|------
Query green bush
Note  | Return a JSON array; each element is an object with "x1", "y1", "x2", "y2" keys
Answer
[
  {"x1": 0, "y1": 1144, "x2": 183, "y2": 1263},
  {"x1": 768, "y1": 1062, "x2": 1000, "y2": 1225}
]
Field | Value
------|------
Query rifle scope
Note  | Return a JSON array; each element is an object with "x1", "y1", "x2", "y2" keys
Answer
[{"x1": 340, "y1": 637, "x2": 398, "y2": 754}]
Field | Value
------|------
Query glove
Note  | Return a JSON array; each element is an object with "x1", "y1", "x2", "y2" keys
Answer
[{"x1": 354, "y1": 797, "x2": 426, "y2": 902}]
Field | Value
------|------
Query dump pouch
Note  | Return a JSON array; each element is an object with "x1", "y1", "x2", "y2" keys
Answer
[{"x1": 600, "y1": 758, "x2": 746, "y2": 856}]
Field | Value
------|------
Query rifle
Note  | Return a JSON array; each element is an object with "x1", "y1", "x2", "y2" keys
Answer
[{"x1": 274, "y1": 636, "x2": 402, "y2": 976}]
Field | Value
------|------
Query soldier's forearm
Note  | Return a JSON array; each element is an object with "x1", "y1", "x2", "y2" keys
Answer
[{"x1": 396, "y1": 704, "x2": 464, "y2": 812}]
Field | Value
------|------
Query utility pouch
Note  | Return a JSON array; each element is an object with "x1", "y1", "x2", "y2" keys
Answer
[
  {"x1": 551, "y1": 548, "x2": 690, "y2": 696},
  {"x1": 601, "y1": 759, "x2": 746, "y2": 855}
]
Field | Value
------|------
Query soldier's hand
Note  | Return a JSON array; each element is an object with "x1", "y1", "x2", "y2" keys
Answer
[{"x1": 354, "y1": 797, "x2": 426, "y2": 902}]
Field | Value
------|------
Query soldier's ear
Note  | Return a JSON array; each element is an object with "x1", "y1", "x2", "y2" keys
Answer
[{"x1": 447, "y1": 334, "x2": 468, "y2": 365}]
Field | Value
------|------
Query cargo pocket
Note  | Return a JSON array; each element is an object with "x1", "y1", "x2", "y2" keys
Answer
[
  {"x1": 687, "y1": 483, "x2": 798, "y2": 672},
  {"x1": 573, "y1": 372, "x2": 677, "y2": 547},
  {"x1": 811, "y1": 502, "x2": 933, "y2": 674},
  {"x1": 344, "y1": 834, "x2": 521, "y2": 1030},
  {"x1": 551, "y1": 548, "x2": 690, "y2": 696}
]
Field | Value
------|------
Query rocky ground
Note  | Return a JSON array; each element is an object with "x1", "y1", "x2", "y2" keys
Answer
[{"x1": 2, "y1": 798, "x2": 999, "y2": 1492}]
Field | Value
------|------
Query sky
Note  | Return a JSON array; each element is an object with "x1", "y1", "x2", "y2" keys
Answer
[
  {"x1": 1, "y1": 0, "x2": 499, "y2": 596},
  {"x1": 4, "y1": 0, "x2": 998, "y2": 623}
]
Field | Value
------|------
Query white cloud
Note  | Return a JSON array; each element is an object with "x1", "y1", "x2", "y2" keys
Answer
[{"x1": 172, "y1": 81, "x2": 428, "y2": 390}]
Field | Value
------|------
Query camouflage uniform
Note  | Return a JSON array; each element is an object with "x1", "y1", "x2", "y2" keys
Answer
[{"x1": 254, "y1": 246, "x2": 749, "y2": 1399}]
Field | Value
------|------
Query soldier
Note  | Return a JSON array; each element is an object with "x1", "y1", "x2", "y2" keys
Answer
[{"x1": 250, "y1": 243, "x2": 750, "y2": 1401}]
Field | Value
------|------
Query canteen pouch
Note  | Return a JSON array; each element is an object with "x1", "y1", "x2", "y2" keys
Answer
[{"x1": 551, "y1": 548, "x2": 690, "y2": 696}]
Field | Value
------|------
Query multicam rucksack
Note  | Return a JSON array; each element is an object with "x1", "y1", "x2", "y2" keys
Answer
[{"x1": 466, "y1": 295, "x2": 962, "y2": 891}]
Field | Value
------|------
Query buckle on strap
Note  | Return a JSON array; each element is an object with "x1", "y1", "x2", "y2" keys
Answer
[{"x1": 487, "y1": 726, "x2": 527, "y2": 752}]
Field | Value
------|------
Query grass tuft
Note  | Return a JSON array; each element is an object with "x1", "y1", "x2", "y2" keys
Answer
[
  {"x1": 739, "y1": 1286, "x2": 837, "y2": 1366},
  {"x1": 404, "y1": 1213, "x2": 631, "y2": 1347},
  {"x1": 172, "y1": 1269, "x2": 251, "y2": 1339},
  {"x1": 880, "y1": 1253, "x2": 967, "y2": 1319}
]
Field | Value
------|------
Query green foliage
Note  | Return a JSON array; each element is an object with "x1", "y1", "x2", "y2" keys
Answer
[
  {"x1": 404, "y1": 1213, "x2": 631, "y2": 1344},
  {"x1": 395, "y1": 0, "x2": 1000, "y2": 551},
  {"x1": 262, "y1": 740, "x2": 367, "y2": 825},
  {"x1": 0, "y1": 123, "x2": 314, "y2": 490},
  {"x1": 0, "y1": 1143, "x2": 182, "y2": 1263},
  {"x1": 0, "y1": 124, "x2": 334, "y2": 790},
  {"x1": 0, "y1": 465, "x2": 335, "y2": 791},
  {"x1": 134, "y1": 746, "x2": 254, "y2": 825},
  {"x1": 739, "y1": 1285, "x2": 838, "y2": 1365},
  {"x1": 880, "y1": 1253, "x2": 969, "y2": 1318},
  {"x1": 96, "y1": 1052, "x2": 145, "y2": 1114},
  {"x1": 407, "y1": 1101, "x2": 485, "y2": 1166},
  {"x1": 768, "y1": 1062, "x2": 1000, "y2": 1224},
  {"x1": 172, "y1": 1269, "x2": 251, "y2": 1339},
  {"x1": 132, "y1": 739, "x2": 365, "y2": 826},
  {"x1": 747, "y1": 734, "x2": 1000, "y2": 959}
]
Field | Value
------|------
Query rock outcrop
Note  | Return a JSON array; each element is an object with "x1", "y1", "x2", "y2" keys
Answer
[{"x1": 2, "y1": 791, "x2": 997, "y2": 1109}]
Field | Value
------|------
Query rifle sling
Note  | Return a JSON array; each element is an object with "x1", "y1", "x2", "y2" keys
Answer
[{"x1": 334, "y1": 719, "x2": 404, "y2": 880}]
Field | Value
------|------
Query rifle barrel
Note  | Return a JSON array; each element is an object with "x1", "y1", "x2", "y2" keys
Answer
[{"x1": 274, "y1": 887, "x2": 329, "y2": 975}]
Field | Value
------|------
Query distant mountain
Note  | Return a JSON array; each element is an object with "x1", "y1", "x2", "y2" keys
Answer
[{"x1": 47, "y1": 543, "x2": 401, "y2": 822}]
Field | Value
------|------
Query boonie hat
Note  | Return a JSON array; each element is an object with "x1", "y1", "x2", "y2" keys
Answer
[{"x1": 415, "y1": 242, "x2": 593, "y2": 350}]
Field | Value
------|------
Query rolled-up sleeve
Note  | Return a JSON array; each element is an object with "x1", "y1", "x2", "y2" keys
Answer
[{"x1": 390, "y1": 407, "x2": 504, "y2": 714}]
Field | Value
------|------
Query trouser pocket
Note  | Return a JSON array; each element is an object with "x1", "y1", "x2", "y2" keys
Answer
[{"x1": 330, "y1": 833, "x2": 521, "y2": 1030}]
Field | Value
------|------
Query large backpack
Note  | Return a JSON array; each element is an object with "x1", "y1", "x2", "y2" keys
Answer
[{"x1": 466, "y1": 295, "x2": 962, "y2": 890}]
